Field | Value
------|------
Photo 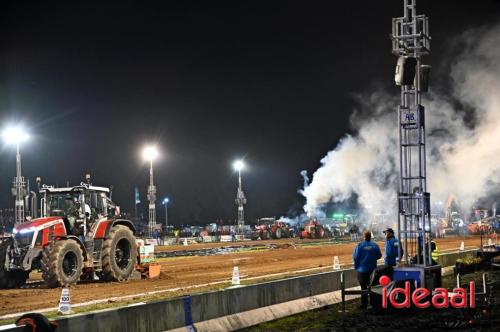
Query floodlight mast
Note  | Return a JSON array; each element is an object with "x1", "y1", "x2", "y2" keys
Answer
[
  {"x1": 391, "y1": 0, "x2": 433, "y2": 266},
  {"x1": 233, "y1": 160, "x2": 247, "y2": 230},
  {"x1": 2, "y1": 126, "x2": 29, "y2": 224},
  {"x1": 14, "y1": 143, "x2": 26, "y2": 224},
  {"x1": 143, "y1": 146, "x2": 159, "y2": 238}
]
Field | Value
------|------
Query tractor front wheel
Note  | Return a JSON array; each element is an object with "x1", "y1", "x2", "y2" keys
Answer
[
  {"x1": 315, "y1": 226, "x2": 325, "y2": 239},
  {"x1": 273, "y1": 227, "x2": 282, "y2": 239},
  {"x1": 101, "y1": 225, "x2": 137, "y2": 282},
  {"x1": 41, "y1": 240, "x2": 84, "y2": 288},
  {"x1": 261, "y1": 230, "x2": 271, "y2": 240},
  {"x1": 0, "y1": 238, "x2": 12, "y2": 288}
]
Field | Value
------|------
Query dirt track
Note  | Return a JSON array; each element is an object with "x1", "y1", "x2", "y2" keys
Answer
[{"x1": 0, "y1": 236, "x2": 481, "y2": 316}]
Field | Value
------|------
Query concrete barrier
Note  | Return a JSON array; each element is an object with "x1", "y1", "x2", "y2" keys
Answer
[
  {"x1": 1, "y1": 249, "x2": 478, "y2": 332},
  {"x1": 48, "y1": 268, "x2": 359, "y2": 332},
  {"x1": 0, "y1": 325, "x2": 25, "y2": 332},
  {"x1": 437, "y1": 248, "x2": 478, "y2": 268}
]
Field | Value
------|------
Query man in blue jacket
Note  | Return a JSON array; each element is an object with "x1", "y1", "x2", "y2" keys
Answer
[
  {"x1": 383, "y1": 227, "x2": 400, "y2": 267},
  {"x1": 353, "y1": 230, "x2": 382, "y2": 309}
]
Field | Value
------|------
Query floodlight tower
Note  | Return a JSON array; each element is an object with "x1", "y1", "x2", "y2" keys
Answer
[
  {"x1": 233, "y1": 160, "x2": 247, "y2": 230},
  {"x1": 143, "y1": 145, "x2": 159, "y2": 238},
  {"x1": 2, "y1": 126, "x2": 29, "y2": 224},
  {"x1": 391, "y1": 0, "x2": 433, "y2": 267}
]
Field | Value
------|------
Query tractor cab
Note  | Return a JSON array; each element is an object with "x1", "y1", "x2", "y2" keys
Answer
[{"x1": 40, "y1": 184, "x2": 118, "y2": 236}]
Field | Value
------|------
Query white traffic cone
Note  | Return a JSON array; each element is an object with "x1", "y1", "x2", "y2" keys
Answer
[
  {"x1": 459, "y1": 241, "x2": 465, "y2": 251},
  {"x1": 488, "y1": 238, "x2": 493, "y2": 246},
  {"x1": 183, "y1": 238, "x2": 188, "y2": 246},
  {"x1": 231, "y1": 266, "x2": 240, "y2": 286},
  {"x1": 333, "y1": 256, "x2": 341, "y2": 270},
  {"x1": 58, "y1": 288, "x2": 71, "y2": 315}
]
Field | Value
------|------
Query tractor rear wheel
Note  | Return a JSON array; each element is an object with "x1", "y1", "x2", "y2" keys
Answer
[
  {"x1": 101, "y1": 225, "x2": 137, "y2": 282},
  {"x1": 41, "y1": 240, "x2": 84, "y2": 288}
]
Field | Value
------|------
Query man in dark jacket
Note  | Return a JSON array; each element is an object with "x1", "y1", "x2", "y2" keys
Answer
[
  {"x1": 383, "y1": 227, "x2": 400, "y2": 267},
  {"x1": 353, "y1": 230, "x2": 382, "y2": 309}
]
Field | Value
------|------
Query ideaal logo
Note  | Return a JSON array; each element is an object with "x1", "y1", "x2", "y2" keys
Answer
[{"x1": 379, "y1": 276, "x2": 475, "y2": 309}]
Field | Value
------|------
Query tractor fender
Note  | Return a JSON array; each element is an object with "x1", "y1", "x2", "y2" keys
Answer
[{"x1": 104, "y1": 219, "x2": 136, "y2": 238}]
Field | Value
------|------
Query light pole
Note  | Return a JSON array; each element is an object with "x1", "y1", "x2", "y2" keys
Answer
[
  {"x1": 2, "y1": 126, "x2": 29, "y2": 224},
  {"x1": 142, "y1": 145, "x2": 159, "y2": 238},
  {"x1": 233, "y1": 160, "x2": 247, "y2": 231},
  {"x1": 162, "y1": 197, "x2": 169, "y2": 229}
]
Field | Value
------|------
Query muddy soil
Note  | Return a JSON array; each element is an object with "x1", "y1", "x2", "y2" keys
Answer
[{"x1": 0, "y1": 236, "x2": 481, "y2": 316}]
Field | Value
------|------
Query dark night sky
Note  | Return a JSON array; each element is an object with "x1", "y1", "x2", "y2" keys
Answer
[{"x1": 0, "y1": 1, "x2": 499, "y2": 225}]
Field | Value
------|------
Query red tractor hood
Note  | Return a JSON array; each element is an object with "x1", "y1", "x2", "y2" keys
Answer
[{"x1": 14, "y1": 217, "x2": 62, "y2": 233}]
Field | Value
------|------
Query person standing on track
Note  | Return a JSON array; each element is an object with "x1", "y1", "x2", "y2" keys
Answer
[
  {"x1": 353, "y1": 230, "x2": 382, "y2": 310},
  {"x1": 349, "y1": 223, "x2": 359, "y2": 242}
]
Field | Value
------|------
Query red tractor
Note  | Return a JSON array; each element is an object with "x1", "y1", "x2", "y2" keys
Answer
[
  {"x1": 0, "y1": 183, "x2": 137, "y2": 288},
  {"x1": 299, "y1": 219, "x2": 326, "y2": 239},
  {"x1": 269, "y1": 220, "x2": 291, "y2": 239},
  {"x1": 251, "y1": 218, "x2": 291, "y2": 240}
]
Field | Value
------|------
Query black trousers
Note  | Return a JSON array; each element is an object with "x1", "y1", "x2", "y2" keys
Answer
[{"x1": 357, "y1": 271, "x2": 372, "y2": 309}]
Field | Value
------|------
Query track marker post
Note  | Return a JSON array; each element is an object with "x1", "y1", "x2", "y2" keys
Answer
[
  {"x1": 58, "y1": 288, "x2": 71, "y2": 315},
  {"x1": 333, "y1": 256, "x2": 341, "y2": 270},
  {"x1": 231, "y1": 266, "x2": 240, "y2": 286}
]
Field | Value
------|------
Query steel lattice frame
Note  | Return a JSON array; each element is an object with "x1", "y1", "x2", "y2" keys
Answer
[
  {"x1": 147, "y1": 160, "x2": 157, "y2": 238},
  {"x1": 392, "y1": 0, "x2": 433, "y2": 266},
  {"x1": 235, "y1": 170, "x2": 246, "y2": 229}
]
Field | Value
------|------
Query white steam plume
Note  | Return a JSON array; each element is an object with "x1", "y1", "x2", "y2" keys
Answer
[{"x1": 303, "y1": 23, "x2": 500, "y2": 218}]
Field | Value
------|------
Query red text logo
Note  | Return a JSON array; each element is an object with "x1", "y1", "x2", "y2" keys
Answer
[{"x1": 379, "y1": 276, "x2": 475, "y2": 309}]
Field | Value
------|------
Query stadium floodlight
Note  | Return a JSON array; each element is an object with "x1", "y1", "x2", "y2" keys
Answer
[
  {"x1": 2, "y1": 126, "x2": 29, "y2": 146},
  {"x1": 233, "y1": 160, "x2": 245, "y2": 172},
  {"x1": 142, "y1": 145, "x2": 159, "y2": 162}
]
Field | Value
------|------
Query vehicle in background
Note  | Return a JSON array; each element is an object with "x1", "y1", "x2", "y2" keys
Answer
[
  {"x1": 299, "y1": 218, "x2": 326, "y2": 239},
  {"x1": 322, "y1": 213, "x2": 357, "y2": 238},
  {"x1": 251, "y1": 218, "x2": 292, "y2": 240}
]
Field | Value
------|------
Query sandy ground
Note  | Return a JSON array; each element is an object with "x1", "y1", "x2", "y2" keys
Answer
[
  {"x1": 154, "y1": 237, "x2": 330, "y2": 252},
  {"x1": 0, "y1": 236, "x2": 481, "y2": 316}
]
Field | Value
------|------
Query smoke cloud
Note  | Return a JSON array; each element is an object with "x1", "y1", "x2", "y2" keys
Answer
[{"x1": 302, "y1": 22, "x2": 500, "y2": 218}]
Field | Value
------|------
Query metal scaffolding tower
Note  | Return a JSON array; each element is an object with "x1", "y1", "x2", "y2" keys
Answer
[
  {"x1": 12, "y1": 144, "x2": 26, "y2": 224},
  {"x1": 391, "y1": 0, "x2": 433, "y2": 266},
  {"x1": 147, "y1": 159, "x2": 157, "y2": 238},
  {"x1": 235, "y1": 169, "x2": 247, "y2": 229}
]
